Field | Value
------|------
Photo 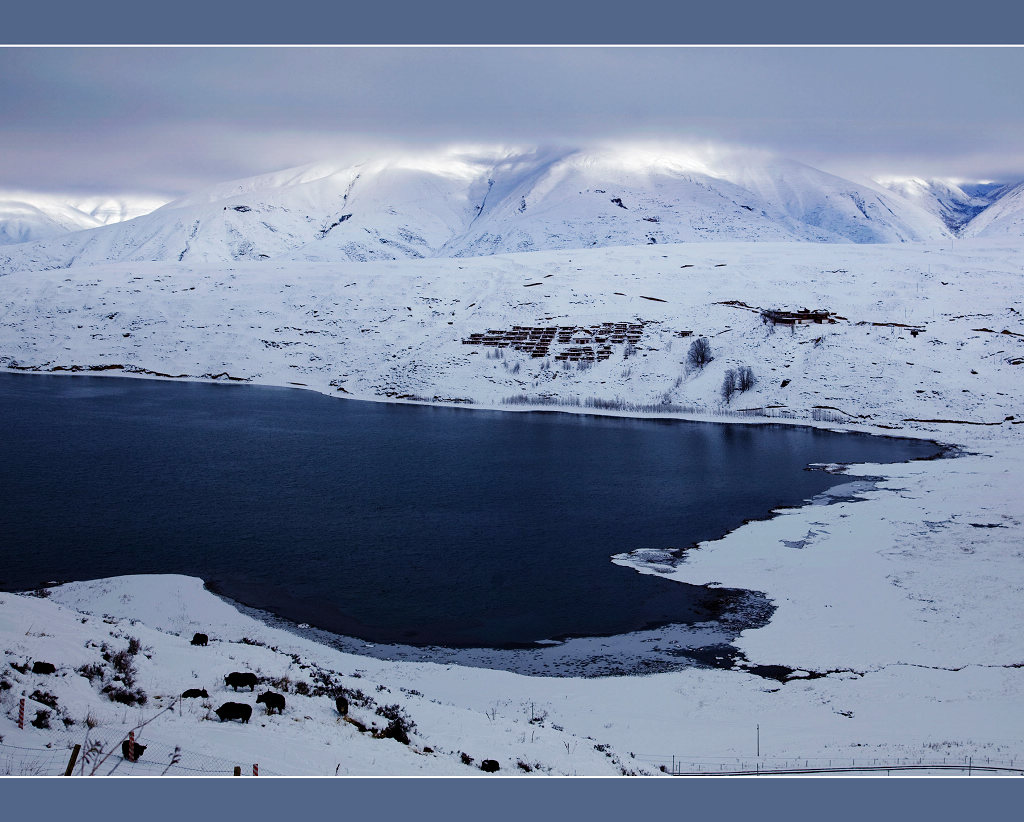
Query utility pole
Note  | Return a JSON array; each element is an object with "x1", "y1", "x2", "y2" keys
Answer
[{"x1": 757, "y1": 723, "x2": 760, "y2": 757}]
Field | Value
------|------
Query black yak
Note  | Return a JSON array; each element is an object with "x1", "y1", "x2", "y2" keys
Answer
[
  {"x1": 190, "y1": 633, "x2": 209, "y2": 646},
  {"x1": 214, "y1": 702, "x2": 252, "y2": 723},
  {"x1": 181, "y1": 688, "x2": 209, "y2": 699},
  {"x1": 31, "y1": 661, "x2": 56, "y2": 675},
  {"x1": 256, "y1": 691, "x2": 286, "y2": 715},
  {"x1": 335, "y1": 695, "x2": 349, "y2": 716},
  {"x1": 121, "y1": 740, "x2": 147, "y2": 762},
  {"x1": 224, "y1": 671, "x2": 258, "y2": 691}
]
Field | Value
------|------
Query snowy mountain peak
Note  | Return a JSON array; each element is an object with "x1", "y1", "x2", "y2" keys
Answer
[
  {"x1": 0, "y1": 191, "x2": 166, "y2": 246},
  {"x1": 0, "y1": 144, "x2": 994, "y2": 273}
]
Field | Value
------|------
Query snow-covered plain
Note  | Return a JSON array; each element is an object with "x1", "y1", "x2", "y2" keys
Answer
[{"x1": 1, "y1": 235, "x2": 1023, "y2": 776}]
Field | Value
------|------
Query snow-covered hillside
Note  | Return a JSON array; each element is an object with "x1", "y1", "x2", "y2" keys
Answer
[
  {"x1": 873, "y1": 176, "x2": 1005, "y2": 233},
  {"x1": 961, "y1": 181, "x2": 1024, "y2": 238},
  {"x1": 2, "y1": 239, "x2": 1020, "y2": 429},
  {"x1": 0, "y1": 192, "x2": 164, "y2": 246},
  {"x1": 0, "y1": 194, "x2": 102, "y2": 245},
  {"x1": 0, "y1": 146, "x2": 956, "y2": 274},
  {"x1": 67, "y1": 195, "x2": 167, "y2": 227}
]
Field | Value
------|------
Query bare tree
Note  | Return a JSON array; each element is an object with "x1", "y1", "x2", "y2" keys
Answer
[
  {"x1": 737, "y1": 365, "x2": 756, "y2": 392},
  {"x1": 721, "y1": 369, "x2": 738, "y2": 404},
  {"x1": 687, "y1": 337, "x2": 713, "y2": 369}
]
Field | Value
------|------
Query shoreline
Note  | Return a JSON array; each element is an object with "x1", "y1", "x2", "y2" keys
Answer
[
  {"x1": 0, "y1": 362, "x2": 955, "y2": 445},
  {"x1": 204, "y1": 580, "x2": 776, "y2": 679},
  {"x1": 1, "y1": 366, "x2": 955, "y2": 679}
]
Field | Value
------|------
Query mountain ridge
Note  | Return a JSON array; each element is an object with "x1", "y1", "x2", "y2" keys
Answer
[
  {"x1": 0, "y1": 192, "x2": 167, "y2": 247},
  {"x1": 1, "y1": 146, "x2": 1021, "y2": 273}
]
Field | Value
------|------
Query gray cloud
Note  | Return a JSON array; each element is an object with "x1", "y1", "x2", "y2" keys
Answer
[{"x1": 2, "y1": 47, "x2": 1023, "y2": 196}]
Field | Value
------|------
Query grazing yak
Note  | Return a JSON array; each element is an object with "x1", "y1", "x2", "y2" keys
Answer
[
  {"x1": 31, "y1": 661, "x2": 56, "y2": 675},
  {"x1": 256, "y1": 691, "x2": 286, "y2": 715},
  {"x1": 181, "y1": 688, "x2": 209, "y2": 699},
  {"x1": 121, "y1": 740, "x2": 147, "y2": 762},
  {"x1": 480, "y1": 760, "x2": 500, "y2": 773},
  {"x1": 215, "y1": 702, "x2": 252, "y2": 723},
  {"x1": 335, "y1": 695, "x2": 348, "y2": 716},
  {"x1": 190, "y1": 633, "x2": 209, "y2": 646},
  {"x1": 224, "y1": 671, "x2": 258, "y2": 691}
]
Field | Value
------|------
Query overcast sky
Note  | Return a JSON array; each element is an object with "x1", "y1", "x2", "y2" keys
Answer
[{"x1": 2, "y1": 47, "x2": 1023, "y2": 198}]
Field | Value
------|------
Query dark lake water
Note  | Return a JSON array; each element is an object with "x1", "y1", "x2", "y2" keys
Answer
[{"x1": 0, "y1": 373, "x2": 938, "y2": 649}]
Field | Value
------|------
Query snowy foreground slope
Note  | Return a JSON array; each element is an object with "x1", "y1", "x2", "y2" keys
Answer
[{"x1": 1, "y1": 239, "x2": 1023, "y2": 774}]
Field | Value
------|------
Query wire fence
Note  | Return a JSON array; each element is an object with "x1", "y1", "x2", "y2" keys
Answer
[
  {"x1": 1, "y1": 735, "x2": 279, "y2": 777},
  {"x1": 5, "y1": 737, "x2": 1022, "y2": 777},
  {"x1": 632, "y1": 753, "x2": 1024, "y2": 776},
  {"x1": 0, "y1": 741, "x2": 73, "y2": 776},
  {"x1": 77, "y1": 729, "x2": 280, "y2": 776}
]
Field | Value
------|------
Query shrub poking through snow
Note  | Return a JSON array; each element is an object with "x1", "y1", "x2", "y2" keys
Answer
[
  {"x1": 77, "y1": 662, "x2": 104, "y2": 683},
  {"x1": 77, "y1": 639, "x2": 149, "y2": 705},
  {"x1": 269, "y1": 674, "x2": 292, "y2": 692},
  {"x1": 239, "y1": 636, "x2": 265, "y2": 647},
  {"x1": 29, "y1": 689, "x2": 58, "y2": 709},
  {"x1": 375, "y1": 703, "x2": 416, "y2": 745},
  {"x1": 340, "y1": 686, "x2": 375, "y2": 709},
  {"x1": 102, "y1": 683, "x2": 148, "y2": 706},
  {"x1": 101, "y1": 640, "x2": 140, "y2": 687}
]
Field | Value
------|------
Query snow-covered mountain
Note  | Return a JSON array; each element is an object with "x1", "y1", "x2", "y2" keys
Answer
[
  {"x1": 0, "y1": 146, "x2": 956, "y2": 273},
  {"x1": 960, "y1": 181, "x2": 1024, "y2": 238},
  {"x1": 0, "y1": 192, "x2": 165, "y2": 246},
  {"x1": 0, "y1": 195, "x2": 102, "y2": 245},
  {"x1": 872, "y1": 176, "x2": 1006, "y2": 233},
  {"x1": 67, "y1": 195, "x2": 167, "y2": 226}
]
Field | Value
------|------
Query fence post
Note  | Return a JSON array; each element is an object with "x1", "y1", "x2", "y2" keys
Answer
[
  {"x1": 233, "y1": 766, "x2": 241, "y2": 776},
  {"x1": 18, "y1": 698, "x2": 25, "y2": 729},
  {"x1": 128, "y1": 731, "x2": 135, "y2": 762},
  {"x1": 253, "y1": 764, "x2": 258, "y2": 776},
  {"x1": 64, "y1": 744, "x2": 81, "y2": 776}
]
